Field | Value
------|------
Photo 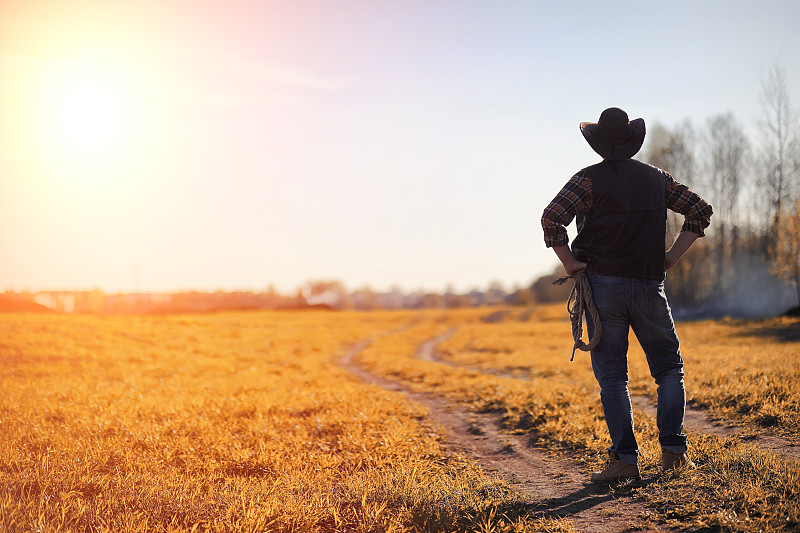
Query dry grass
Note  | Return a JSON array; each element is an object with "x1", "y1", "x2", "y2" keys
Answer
[
  {"x1": 0, "y1": 311, "x2": 570, "y2": 532},
  {"x1": 3, "y1": 305, "x2": 799, "y2": 531},
  {"x1": 664, "y1": 317, "x2": 800, "y2": 437}
]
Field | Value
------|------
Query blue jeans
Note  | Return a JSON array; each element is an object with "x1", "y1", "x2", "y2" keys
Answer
[{"x1": 585, "y1": 272, "x2": 688, "y2": 466}]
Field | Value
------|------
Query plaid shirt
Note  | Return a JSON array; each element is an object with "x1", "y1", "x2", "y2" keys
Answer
[{"x1": 541, "y1": 168, "x2": 713, "y2": 248}]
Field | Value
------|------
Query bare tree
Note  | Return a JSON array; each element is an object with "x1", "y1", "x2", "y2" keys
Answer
[
  {"x1": 758, "y1": 60, "x2": 800, "y2": 236},
  {"x1": 644, "y1": 120, "x2": 712, "y2": 307},
  {"x1": 704, "y1": 113, "x2": 749, "y2": 293},
  {"x1": 769, "y1": 198, "x2": 800, "y2": 307},
  {"x1": 646, "y1": 120, "x2": 697, "y2": 241}
]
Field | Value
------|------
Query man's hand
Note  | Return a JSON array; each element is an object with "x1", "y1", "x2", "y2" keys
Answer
[
  {"x1": 563, "y1": 259, "x2": 588, "y2": 277},
  {"x1": 552, "y1": 245, "x2": 587, "y2": 277}
]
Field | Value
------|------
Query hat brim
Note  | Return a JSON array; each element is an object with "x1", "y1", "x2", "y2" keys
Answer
[{"x1": 580, "y1": 118, "x2": 646, "y2": 161}]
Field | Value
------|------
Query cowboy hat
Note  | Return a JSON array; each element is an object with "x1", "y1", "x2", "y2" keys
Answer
[{"x1": 580, "y1": 107, "x2": 646, "y2": 161}]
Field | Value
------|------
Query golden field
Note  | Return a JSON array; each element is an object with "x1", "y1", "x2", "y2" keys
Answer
[{"x1": 2, "y1": 305, "x2": 799, "y2": 532}]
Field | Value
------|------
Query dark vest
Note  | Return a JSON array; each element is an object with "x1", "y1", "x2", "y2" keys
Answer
[{"x1": 571, "y1": 159, "x2": 668, "y2": 280}]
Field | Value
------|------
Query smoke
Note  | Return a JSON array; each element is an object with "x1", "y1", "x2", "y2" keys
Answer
[{"x1": 671, "y1": 250, "x2": 796, "y2": 319}]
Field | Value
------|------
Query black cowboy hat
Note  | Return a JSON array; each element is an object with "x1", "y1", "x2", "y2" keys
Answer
[{"x1": 580, "y1": 107, "x2": 646, "y2": 161}]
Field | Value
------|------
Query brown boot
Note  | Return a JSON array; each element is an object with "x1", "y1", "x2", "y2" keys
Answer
[
  {"x1": 590, "y1": 453, "x2": 641, "y2": 484},
  {"x1": 662, "y1": 449, "x2": 696, "y2": 470}
]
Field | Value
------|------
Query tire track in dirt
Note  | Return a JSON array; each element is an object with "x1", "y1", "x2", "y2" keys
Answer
[
  {"x1": 340, "y1": 338, "x2": 673, "y2": 533},
  {"x1": 420, "y1": 327, "x2": 800, "y2": 462}
]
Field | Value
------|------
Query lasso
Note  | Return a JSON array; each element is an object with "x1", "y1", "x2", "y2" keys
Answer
[{"x1": 554, "y1": 270, "x2": 602, "y2": 361}]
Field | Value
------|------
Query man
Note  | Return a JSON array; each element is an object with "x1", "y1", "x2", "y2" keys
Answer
[{"x1": 541, "y1": 107, "x2": 712, "y2": 483}]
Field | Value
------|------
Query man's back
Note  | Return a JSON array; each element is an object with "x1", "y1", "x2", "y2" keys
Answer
[{"x1": 572, "y1": 159, "x2": 668, "y2": 280}]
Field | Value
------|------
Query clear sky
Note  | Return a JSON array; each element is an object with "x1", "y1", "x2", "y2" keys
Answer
[{"x1": 1, "y1": 0, "x2": 799, "y2": 294}]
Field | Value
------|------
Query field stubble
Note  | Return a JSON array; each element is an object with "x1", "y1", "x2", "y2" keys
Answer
[
  {"x1": 2, "y1": 306, "x2": 799, "y2": 531},
  {"x1": 1, "y1": 311, "x2": 573, "y2": 532}
]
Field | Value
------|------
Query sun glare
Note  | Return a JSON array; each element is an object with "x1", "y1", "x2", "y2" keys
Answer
[
  {"x1": 36, "y1": 56, "x2": 137, "y2": 164},
  {"x1": 55, "y1": 74, "x2": 126, "y2": 150}
]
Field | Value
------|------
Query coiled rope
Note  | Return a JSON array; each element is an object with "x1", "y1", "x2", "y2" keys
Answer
[{"x1": 553, "y1": 270, "x2": 602, "y2": 361}]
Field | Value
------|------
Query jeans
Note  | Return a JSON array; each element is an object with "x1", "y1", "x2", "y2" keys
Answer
[{"x1": 585, "y1": 272, "x2": 688, "y2": 466}]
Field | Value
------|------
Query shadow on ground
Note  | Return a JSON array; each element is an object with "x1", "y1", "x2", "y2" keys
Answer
[{"x1": 732, "y1": 321, "x2": 800, "y2": 342}]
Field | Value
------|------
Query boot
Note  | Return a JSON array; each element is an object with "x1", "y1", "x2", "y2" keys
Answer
[
  {"x1": 662, "y1": 449, "x2": 696, "y2": 470},
  {"x1": 590, "y1": 452, "x2": 641, "y2": 484}
]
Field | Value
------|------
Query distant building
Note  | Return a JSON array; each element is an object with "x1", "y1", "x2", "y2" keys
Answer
[{"x1": 34, "y1": 292, "x2": 76, "y2": 313}]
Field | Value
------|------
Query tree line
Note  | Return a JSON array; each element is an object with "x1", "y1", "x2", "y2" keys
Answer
[{"x1": 629, "y1": 61, "x2": 799, "y2": 316}]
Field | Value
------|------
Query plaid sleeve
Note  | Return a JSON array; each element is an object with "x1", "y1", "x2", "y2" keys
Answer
[
  {"x1": 541, "y1": 170, "x2": 592, "y2": 247},
  {"x1": 665, "y1": 174, "x2": 713, "y2": 237}
]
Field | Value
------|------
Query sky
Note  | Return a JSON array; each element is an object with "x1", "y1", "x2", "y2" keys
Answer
[{"x1": 1, "y1": 0, "x2": 799, "y2": 295}]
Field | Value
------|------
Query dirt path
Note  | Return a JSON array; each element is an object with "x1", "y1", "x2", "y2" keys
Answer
[
  {"x1": 419, "y1": 328, "x2": 800, "y2": 461},
  {"x1": 340, "y1": 339, "x2": 672, "y2": 533}
]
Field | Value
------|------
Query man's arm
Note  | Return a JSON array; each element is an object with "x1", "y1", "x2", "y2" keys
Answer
[
  {"x1": 663, "y1": 175, "x2": 712, "y2": 271},
  {"x1": 665, "y1": 175, "x2": 713, "y2": 237},
  {"x1": 664, "y1": 230, "x2": 699, "y2": 271},
  {"x1": 541, "y1": 171, "x2": 592, "y2": 276}
]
